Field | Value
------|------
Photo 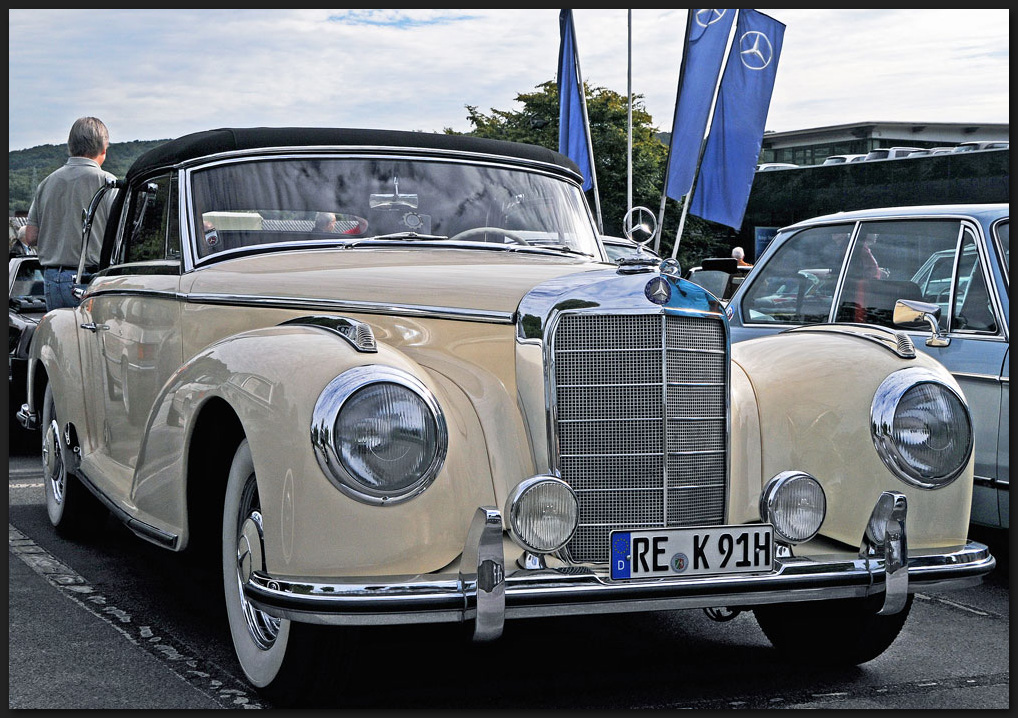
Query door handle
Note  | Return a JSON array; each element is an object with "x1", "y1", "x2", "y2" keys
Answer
[{"x1": 80, "y1": 322, "x2": 110, "y2": 332}]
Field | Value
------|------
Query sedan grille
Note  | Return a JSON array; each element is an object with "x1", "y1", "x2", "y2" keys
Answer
[{"x1": 552, "y1": 313, "x2": 728, "y2": 563}]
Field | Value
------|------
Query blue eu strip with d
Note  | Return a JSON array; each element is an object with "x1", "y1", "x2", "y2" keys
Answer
[{"x1": 611, "y1": 532, "x2": 631, "y2": 579}]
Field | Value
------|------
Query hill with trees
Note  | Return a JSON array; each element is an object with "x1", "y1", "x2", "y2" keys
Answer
[{"x1": 8, "y1": 139, "x2": 167, "y2": 214}]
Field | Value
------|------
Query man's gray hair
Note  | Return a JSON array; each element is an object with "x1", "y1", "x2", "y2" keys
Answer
[
  {"x1": 732, "y1": 246, "x2": 745, "y2": 260},
  {"x1": 68, "y1": 117, "x2": 109, "y2": 158}
]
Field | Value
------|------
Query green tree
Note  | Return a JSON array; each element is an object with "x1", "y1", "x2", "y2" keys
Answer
[{"x1": 448, "y1": 80, "x2": 734, "y2": 268}]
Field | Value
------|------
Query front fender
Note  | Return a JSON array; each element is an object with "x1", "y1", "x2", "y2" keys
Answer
[
  {"x1": 27, "y1": 308, "x2": 86, "y2": 443},
  {"x1": 733, "y1": 330, "x2": 973, "y2": 551},
  {"x1": 134, "y1": 325, "x2": 495, "y2": 576}
]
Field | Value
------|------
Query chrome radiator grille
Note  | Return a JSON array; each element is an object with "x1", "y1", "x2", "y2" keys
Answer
[{"x1": 552, "y1": 313, "x2": 728, "y2": 563}]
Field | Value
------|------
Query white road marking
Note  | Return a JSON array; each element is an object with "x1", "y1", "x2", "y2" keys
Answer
[{"x1": 8, "y1": 523, "x2": 264, "y2": 709}]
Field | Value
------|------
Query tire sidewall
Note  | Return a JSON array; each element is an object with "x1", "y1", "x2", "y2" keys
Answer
[{"x1": 222, "y1": 439, "x2": 292, "y2": 688}]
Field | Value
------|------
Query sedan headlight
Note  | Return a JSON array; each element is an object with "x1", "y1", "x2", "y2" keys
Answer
[
  {"x1": 871, "y1": 367, "x2": 972, "y2": 489},
  {"x1": 312, "y1": 366, "x2": 447, "y2": 505}
]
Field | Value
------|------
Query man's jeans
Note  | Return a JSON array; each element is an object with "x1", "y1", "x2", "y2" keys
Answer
[{"x1": 43, "y1": 268, "x2": 79, "y2": 311}]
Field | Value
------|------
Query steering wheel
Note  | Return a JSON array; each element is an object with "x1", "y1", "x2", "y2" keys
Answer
[{"x1": 449, "y1": 227, "x2": 529, "y2": 245}]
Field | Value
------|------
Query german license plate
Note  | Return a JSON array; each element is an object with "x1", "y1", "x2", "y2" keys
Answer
[{"x1": 610, "y1": 524, "x2": 773, "y2": 579}]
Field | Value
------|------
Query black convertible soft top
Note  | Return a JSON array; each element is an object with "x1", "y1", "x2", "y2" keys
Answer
[{"x1": 126, "y1": 127, "x2": 581, "y2": 183}]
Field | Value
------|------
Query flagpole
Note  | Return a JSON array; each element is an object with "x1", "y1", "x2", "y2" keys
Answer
[
  {"x1": 653, "y1": 9, "x2": 694, "y2": 254},
  {"x1": 627, "y1": 9, "x2": 633, "y2": 229},
  {"x1": 571, "y1": 20, "x2": 604, "y2": 234},
  {"x1": 670, "y1": 9, "x2": 739, "y2": 260}
]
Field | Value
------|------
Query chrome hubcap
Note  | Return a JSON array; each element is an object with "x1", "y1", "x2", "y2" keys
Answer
[
  {"x1": 235, "y1": 477, "x2": 280, "y2": 650},
  {"x1": 43, "y1": 419, "x2": 65, "y2": 505}
]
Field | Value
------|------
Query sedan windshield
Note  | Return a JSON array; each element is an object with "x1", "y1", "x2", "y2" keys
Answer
[{"x1": 189, "y1": 156, "x2": 599, "y2": 261}]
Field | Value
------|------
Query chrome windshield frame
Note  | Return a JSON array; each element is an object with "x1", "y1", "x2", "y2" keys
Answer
[{"x1": 177, "y1": 148, "x2": 602, "y2": 273}]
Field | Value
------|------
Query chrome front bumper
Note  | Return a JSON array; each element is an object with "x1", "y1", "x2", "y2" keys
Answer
[{"x1": 244, "y1": 491, "x2": 995, "y2": 640}]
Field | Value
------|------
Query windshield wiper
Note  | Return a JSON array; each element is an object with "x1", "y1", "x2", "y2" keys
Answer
[
  {"x1": 528, "y1": 243, "x2": 594, "y2": 257},
  {"x1": 366, "y1": 232, "x2": 449, "y2": 241}
]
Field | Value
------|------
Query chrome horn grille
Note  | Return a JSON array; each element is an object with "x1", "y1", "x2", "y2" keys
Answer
[{"x1": 551, "y1": 312, "x2": 728, "y2": 563}]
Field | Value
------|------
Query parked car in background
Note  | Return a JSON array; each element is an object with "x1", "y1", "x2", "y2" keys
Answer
[
  {"x1": 952, "y1": 140, "x2": 1009, "y2": 153},
  {"x1": 822, "y1": 154, "x2": 867, "y2": 165},
  {"x1": 755, "y1": 162, "x2": 799, "y2": 171},
  {"x1": 600, "y1": 235, "x2": 661, "y2": 264},
  {"x1": 9, "y1": 254, "x2": 47, "y2": 445},
  {"x1": 17, "y1": 128, "x2": 995, "y2": 702},
  {"x1": 727, "y1": 204, "x2": 1010, "y2": 530},
  {"x1": 863, "y1": 147, "x2": 924, "y2": 161},
  {"x1": 908, "y1": 147, "x2": 956, "y2": 157},
  {"x1": 684, "y1": 257, "x2": 752, "y2": 303}
]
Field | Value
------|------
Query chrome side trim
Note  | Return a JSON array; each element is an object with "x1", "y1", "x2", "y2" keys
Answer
[
  {"x1": 953, "y1": 371, "x2": 1008, "y2": 383},
  {"x1": 75, "y1": 287, "x2": 517, "y2": 325},
  {"x1": 783, "y1": 323, "x2": 916, "y2": 358},
  {"x1": 186, "y1": 293, "x2": 515, "y2": 325},
  {"x1": 974, "y1": 475, "x2": 1010, "y2": 489},
  {"x1": 79, "y1": 287, "x2": 181, "y2": 302}
]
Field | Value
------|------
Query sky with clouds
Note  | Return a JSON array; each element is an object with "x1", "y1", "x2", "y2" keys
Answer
[{"x1": 7, "y1": 8, "x2": 1010, "y2": 152}]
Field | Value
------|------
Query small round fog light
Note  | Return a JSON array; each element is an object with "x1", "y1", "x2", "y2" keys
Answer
[
  {"x1": 505, "y1": 476, "x2": 578, "y2": 554},
  {"x1": 760, "y1": 471, "x2": 826, "y2": 544}
]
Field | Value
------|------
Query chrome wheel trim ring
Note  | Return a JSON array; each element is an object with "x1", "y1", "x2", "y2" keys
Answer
[{"x1": 43, "y1": 419, "x2": 65, "y2": 505}]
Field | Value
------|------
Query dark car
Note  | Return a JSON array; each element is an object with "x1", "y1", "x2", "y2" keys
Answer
[
  {"x1": 9, "y1": 255, "x2": 47, "y2": 444},
  {"x1": 684, "y1": 257, "x2": 752, "y2": 303}
]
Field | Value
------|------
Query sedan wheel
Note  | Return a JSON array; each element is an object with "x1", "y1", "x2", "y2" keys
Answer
[
  {"x1": 222, "y1": 439, "x2": 324, "y2": 703},
  {"x1": 42, "y1": 384, "x2": 107, "y2": 537}
]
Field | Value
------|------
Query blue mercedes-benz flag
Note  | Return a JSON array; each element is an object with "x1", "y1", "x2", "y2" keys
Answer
[
  {"x1": 690, "y1": 9, "x2": 785, "y2": 230},
  {"x1": 664, "y1": 9, "x2": 736, "y2": 201},
  {"x1": 558, "y1": 9, "x2": 594, "y2": 191}
]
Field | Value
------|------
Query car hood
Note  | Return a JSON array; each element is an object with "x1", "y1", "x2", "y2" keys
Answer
[{"x1": 182, "y1": 247, "x2": 609, "y2": 315}]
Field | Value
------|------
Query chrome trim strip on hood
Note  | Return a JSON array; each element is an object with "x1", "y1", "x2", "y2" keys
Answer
[{"x1": 184, "y1": 292, "x2": 516, "y2": 324}]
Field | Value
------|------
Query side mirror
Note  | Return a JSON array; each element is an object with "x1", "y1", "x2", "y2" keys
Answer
[{"x1": 893, "y1": 299, "x2": 950, "y2": 347}]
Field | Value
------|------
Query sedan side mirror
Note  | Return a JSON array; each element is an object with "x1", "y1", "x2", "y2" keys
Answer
[{"x1": 893, "y1": 299, "x2": 950, "y2": 347}]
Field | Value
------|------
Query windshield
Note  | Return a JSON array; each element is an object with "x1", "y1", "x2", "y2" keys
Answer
[{"x1": 189, "y1": 156, "x2": 599, "y2": 261}]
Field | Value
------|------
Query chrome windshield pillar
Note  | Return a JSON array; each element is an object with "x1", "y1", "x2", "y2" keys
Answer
[
  {"x1": 459, "y1": 507, "x2": 505, "y2": 641},
  {"x1": 860, "y1": 491, "x2": 909, "y2": 615}
]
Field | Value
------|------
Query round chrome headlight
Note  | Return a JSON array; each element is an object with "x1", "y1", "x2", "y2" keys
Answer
[
  {"x1": 760, "y1": 471, "x2": 826, "y2": 544},
  {"x1": 505, "y1": 476, "x2": 578, "y2": 554},
  {"x1": 871, "y1": 367, "x2": 972, "y2": 489},
  {"x1": 312, "y1": 366, "x2": 447, "y2": 505}
]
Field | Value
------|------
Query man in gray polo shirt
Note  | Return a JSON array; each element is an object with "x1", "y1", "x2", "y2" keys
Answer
[{"x1": 24, "y1": 117, "x2": 117, "y2": 311}]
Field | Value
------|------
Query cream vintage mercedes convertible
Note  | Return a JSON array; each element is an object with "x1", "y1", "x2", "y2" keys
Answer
[{"x1": 18, "y1": 128, "x2": 994, "y2": 701}]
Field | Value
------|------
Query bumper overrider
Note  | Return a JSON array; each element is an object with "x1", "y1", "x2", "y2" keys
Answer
[{"x1": 244, "y1": 491, "x2": 995, "y2": 640}]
